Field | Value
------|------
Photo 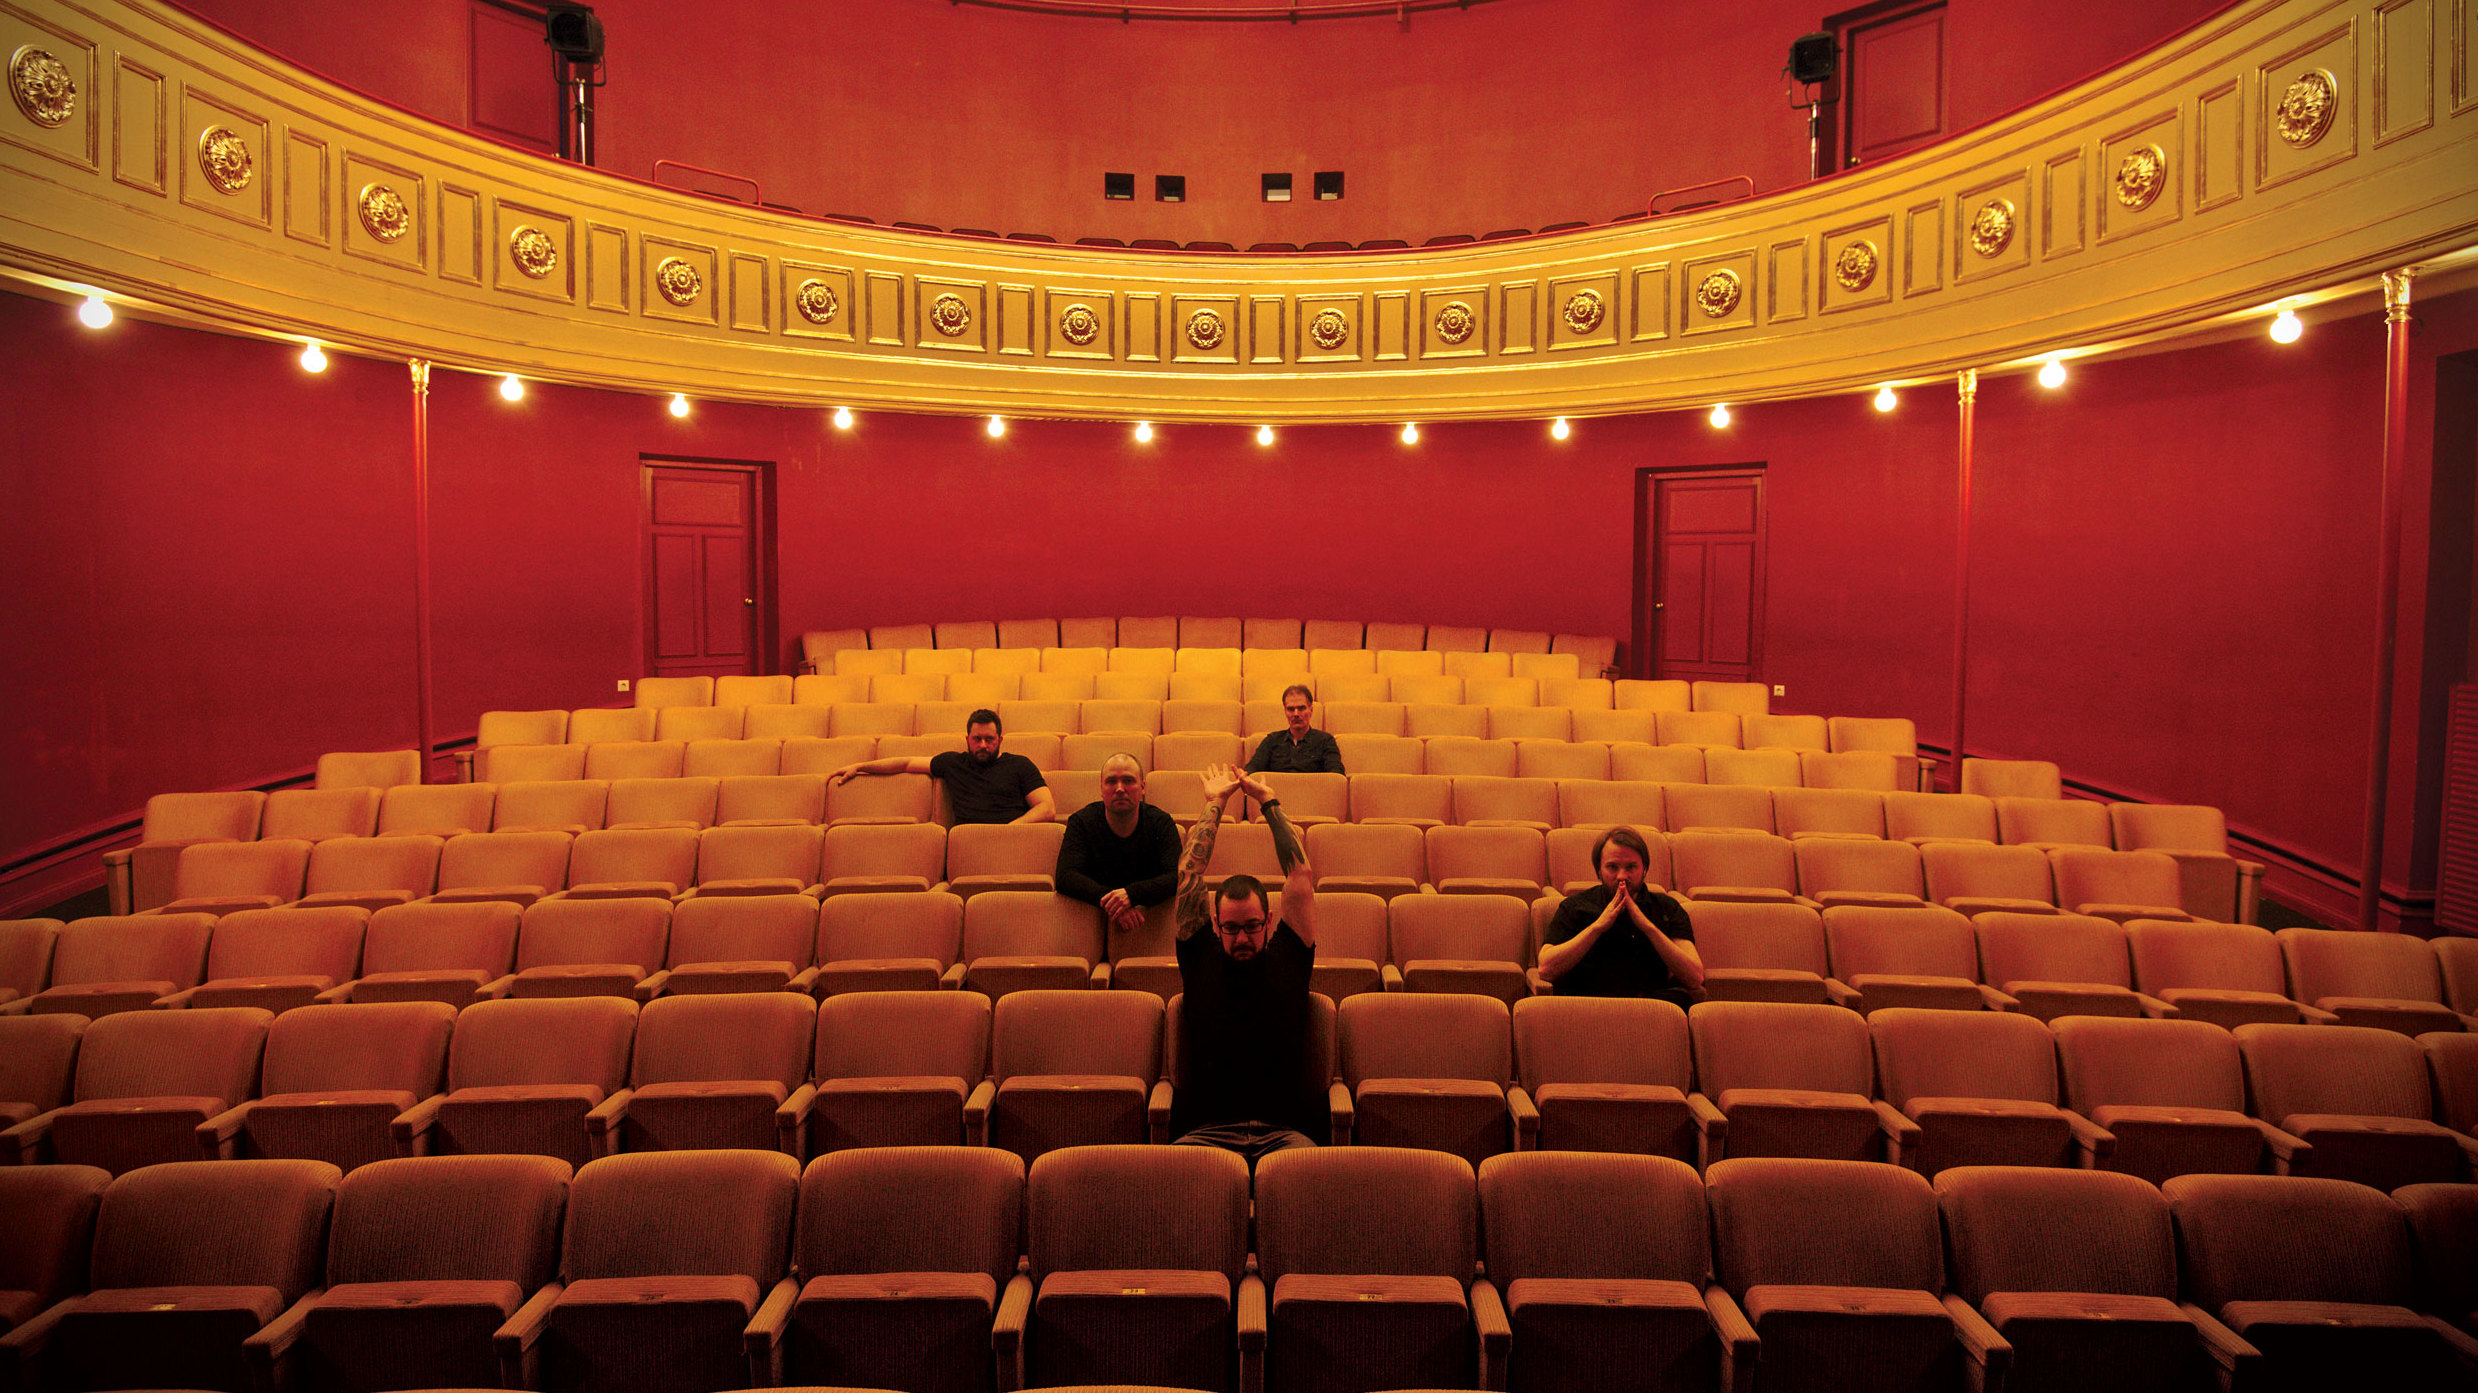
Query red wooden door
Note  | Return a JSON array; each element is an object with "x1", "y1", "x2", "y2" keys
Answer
[
  {"x1": 468, "y1": 1, "x2": 559, "y2": 155},
  {"x1": 1641, "y1": 471, "x2": 1766, "y2": 683},
  {"x1": 643, "y1": 462, "x2": 760, "y2": 679},
  {"x1": 1837, "y1": 1, "x2": 1946, "y2": 169}
]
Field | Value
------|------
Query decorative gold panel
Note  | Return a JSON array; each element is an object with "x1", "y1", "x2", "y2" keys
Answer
[
  {"x1": 1820, "y1": 219, "x2": 1892, "y2": 313},
  {"x1": 1680, "y1": 253, "x2": 1755, "y2": 334},
  {"x1": 2, "y1": 6, "x2": 96, "y2": 171},
  {"x1": 1040, "y1": 287, "x2": 1112, "y2": 359},
  {"x1": 1955, "y1": 170, "x2": 2031, "y2": 282},
  {"x1": 2257, "y1": 25, "x2": 2355, "y2": 189},
  {"x1": 2196, "y1": 79, "x2": 2246, "y2": 211},
  {"x1": 177, "y1": 85, "x2": 265, "y2": 227},
  {"x1": 2, "y1": 0, "x2": 2474, "y2": 423},
  {"x1": 110, "y1": 54, "x2": 162, "y2": 194},
  {"x1": 2099, "y1": 111, "x2": 2182, "y2": 243},
  {"x1": 280, "y1": 125, "x2": 324, "y2": 247},
  {"x1": 2373, "y1": 0, "x2": 2433, "y2": 143},
  {"x1": 1418, "y1": 286, "x2": 1487, "y2": 359}
]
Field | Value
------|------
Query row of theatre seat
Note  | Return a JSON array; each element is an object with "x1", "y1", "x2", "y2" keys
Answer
[
  {"x1": 12, "y1": 1147, "x2": 2469, "y2": 1393},
  {"x1": 5, "y1": 972, "x2": 2476, "y2": 1181},
  {"x1": 798, "y1": 618, "x2": 1622, "y2": 666}
]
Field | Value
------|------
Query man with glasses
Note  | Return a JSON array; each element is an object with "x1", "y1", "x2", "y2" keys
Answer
[
  {"x1": 1167, "y1": 763, "x2": 1321, "y2": 1163},
  {"x1": 1245, "y1": 683, "x2": 1345, "y2": 775}
]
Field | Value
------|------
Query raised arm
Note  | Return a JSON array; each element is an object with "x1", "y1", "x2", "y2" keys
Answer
[
  {"x1": 1174, "y1": 765, "x2": 1243, "y2": 939},
  {"x1": 1238, "y1": 770, "x2": 1314, "y2": 946}
]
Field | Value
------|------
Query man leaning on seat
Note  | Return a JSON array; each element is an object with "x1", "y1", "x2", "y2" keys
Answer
[
  {"x1": 826, "y1": 707, "x2": 1055, "y2": 823},
  {"x1": 1245, "y1": 683, "x2": 1345, "y2": 774},
  {"x1": 1536, "y1": 825, "x2": 1705, "y2": 1008},
  {"x1": 1169, "y1": 764, "x2": 1323, "y2": 1166},
  {"x1": 1055, "y1": 752, "x2": 1180, "y2": 936}
]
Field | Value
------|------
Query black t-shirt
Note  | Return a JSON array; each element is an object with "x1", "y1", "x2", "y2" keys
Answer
[
  {"x1": 1055, "y1": 802, "x2": 1182, "y2": 907},
  {"x1": 926, "y1": 750, "x2": 1045, "y2": 825},
  {"x1": 1174, "y1": 923, "x2": 1320, "y2": 1138},
  {"x1": 1542, "y1": 884, "x2": 1696, "y2": 1000},
  {"x1": 1245, "y1": 728, "x2": 1345, "y2": 774}
]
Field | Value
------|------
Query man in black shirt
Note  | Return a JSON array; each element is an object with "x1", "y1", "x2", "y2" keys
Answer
[
  {"x1": 1055, "y1": 752, "x2": 1180, "y2": 936},
  {"x1": 1169, "y1": 763, "x2": 1321, "y2": 1165},
  {"x1": 1244, "y1": 683, "x2": 1345, "y2": 775},
  {"x1": 1536, "y1": 825, "x2": 1704, "y2": 1008},
  {"x1": 825, "y1": 708, "x2": 1053, "y2": 824}
]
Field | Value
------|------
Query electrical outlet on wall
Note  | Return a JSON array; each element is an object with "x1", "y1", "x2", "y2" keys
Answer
[
  {"x1": 1773, "y1": 684, "x2": 1786, "y2": 696},
  {"x1": 617, "y1": 679, "x2": 631, "y2": 693}
]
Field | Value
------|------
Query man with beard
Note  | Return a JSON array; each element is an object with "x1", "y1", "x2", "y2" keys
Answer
[
  {"x1": 825, "y1": 708, "x2": 1054, "y2": 823},
  {"x1": 1055, "y1": 751, "x2": 1181, "y2": 937},
  {"x1": 1536, "y1": 825, "x2": 1703, "y2": 1007},
  {"x1": 1168, "y1": 762, "x2": 1320, "y2": 1164}
]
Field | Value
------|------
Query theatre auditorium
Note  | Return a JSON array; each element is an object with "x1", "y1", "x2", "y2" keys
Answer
[{"x1": 0, "y1": 0, "x2": 2474, "y2": 1390}]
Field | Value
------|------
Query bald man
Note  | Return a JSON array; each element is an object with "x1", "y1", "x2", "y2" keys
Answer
[{"x1": 1054, "y1": 751, "x2": 1182, "y2": 935}]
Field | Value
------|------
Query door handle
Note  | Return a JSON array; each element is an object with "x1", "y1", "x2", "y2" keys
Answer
[{"x1": 742, "y1": 597, "x2": 754, "y2": 605}]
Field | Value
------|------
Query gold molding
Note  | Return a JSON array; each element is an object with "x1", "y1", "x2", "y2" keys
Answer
[
  {"x1": 9, "y1": 43, "x2": 72, "y2": 126},
  {"x1": 0, "y1": 0, "x2": 2473, "y2": 422}
]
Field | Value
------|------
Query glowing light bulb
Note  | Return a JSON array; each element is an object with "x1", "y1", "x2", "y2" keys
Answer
[
  {"x1": 985, "y1": 415, "x2": 1006, "y2": 438},
  {"x1": 299, "y1": 342, "x2": 327, "y2": 373},
  {"x1": 1400, "y1": 422, "x2": 1420, "y2": 445},
  {"x1": 499, "y1": 374, "x2": 525, "y2": 401},
  {"x1": 1550, "y1": 417, "x2": 1571, "y2": 440},
  {"x1": 76, "y1": 295, "x2": 113, "y2": 329},
  {"x1": 1256, "y1": 424, "x2": 1275, "y2": 446},
  {"x1": 2037, "y1": 358, "x2": 2068, "y2": 389},
  {"x1": 831, "y1": 406, "x2": 853, "y2": 429},
  {"x1": 1873, "y1": 385, "x2": 1897, "y2": 412},
  {"x1": 2270, "y1": 310, "x2": 2303, "y2": 344},
  {"x1": 1133, "y1": 421, "x2": 1153, "y2": 443},
  {"x1": 1709, "y1": 403, "x2": 1732, "y2": 429},
  {"x1": 668, "y1": 393, "x2": 691, "y2": 417}
]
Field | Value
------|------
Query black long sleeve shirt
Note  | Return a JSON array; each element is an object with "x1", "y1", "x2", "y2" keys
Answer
[{"x1": 1054, "y1": 801, "x2": 1182, "y2": 907}]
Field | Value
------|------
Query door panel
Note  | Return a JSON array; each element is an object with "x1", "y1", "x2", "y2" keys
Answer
[
  {"x1": 642, "y1": 461, "x2": 761, "y2": 679},
  {"x1": 1841, "y1": 1, "x2": 1946, "y2": 168},
  {"x1": 1642, "y1": 471, "x2": 1766, "y2": 684},
  {"x1": 469, "y1": 1, "x2": 558, "y2": 154}
]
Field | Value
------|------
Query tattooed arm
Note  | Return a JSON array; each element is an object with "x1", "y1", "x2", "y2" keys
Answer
[
  {"x1": 1174, "y1": 764, "x2": 1243, "y2": 939},
  {"x1": 1237, "y1": 770, "x2": 1314, "y2": 946}
]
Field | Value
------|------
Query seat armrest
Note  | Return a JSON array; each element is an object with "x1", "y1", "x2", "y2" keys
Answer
[
  {"x1": 0, "y1": 1296, "x2": 76, "y2": 1370},
  {"x1": 786, "y1": 966, "x2": 821, "y2": 994},
  {"x1": 1942, "y1": 1292, "x2": 2011, "y2": 1390},
  {"x1": 154, "y1": 986, "x2": 201, "y2": 1009},
  {"x1": 743, "y1": 1275, "x2": 798, "y2": 1388},
  {"x1": 2135, "y1": 992, "x2": 2180, "y2": 1019},
  {"x1": 1472, "y1": 1277, "x2": 1511, "y2": 1390},
  {"x1": 1824, "y1": 977, "x2": 1860, "y2": 1008},
  {"x1": 0, "y1": 1109, "x2": 58, "y2": 1165},
  {"x1": 494, "y1": 1280, "x2": 564, "y2": 1390},
  {"x1": 2180, "y1": 1300, "x2": 2260, "y2": 1382},
  {"x1": 2260, "y1": 1121, "x2": 2313, "y2": 1166},
  {"x1": 1688, "y1": 1092, "x2": 1729, "y2": 1140},
  {"x1": 584, "y1": 1088, "x2": 634, "y2": 1156},
  {"x1": 965, "y1": 1078, "x2": 994, "y2": 1148},
  {"x1": 1705, "y1": 1286, "x2": 1760, "y2": 1393},
  {"x1": 1875, "y1": 1099, "x2": 1921, "y2": 1154},
  {"x1": 774, "y1": 1084, "x2": 817, "y2": 1160},
  {"x1": 2455, "y1": 1131, "x2": 2478, "y2": 1167},
  {"x1": 1149, "y1": 1079, "x2": 1173, "y2": 1144},
  {"x1": 313, "y1": 981, "x2": 356, "y2": 1004},
  {"x1": 391, "y1": 1094, "x2": 446, "y2": 1153},
  {"x1": 1508, "y1": 1086, "x2": 1539, "y2": 1150},
  {"x1": 241, "y1": 1288, "x2": 322, "y2": 1383},
  {"x1": 2423, "y1": 1313, "x2": 2478, "y2": 1368},
  {"x1": 1237, "y1": 1273, "x2": 1268, "y2": 1393},
  {"x1": 992, "y1": 1271, "x2": 1033, "y2": 1393},
  {"x1": 1329, "y1": 1080, "x2": 1355, "y2": 1145},
  {"x1": 2298, "y1": 1002, "x2": 2341, "y2": 1025},
  {"x1": 1974, "y1": 984, "x2": 2018, "y2": 1011},
  {"x1": 197, "y1": 1100, "x2": 256, "y2": 1156},
  {"x1": 474, "y1": 974, "x2": 517, "y2": 1001},
  {"x1": 2064, "y1": 1109, "x2": 2115, "y2": 1160},
  {"x1": 1526, "y1": 967, "x2": 1553, "y2": 996},
  {"x1": 635, "y1": 969, "x2": 672, "y2": 999},
  {"x1": 0, "y1": 998, "x2": 29, "y2": 1017},
  {"x1": 939, "y1": 961, "x2": 967, "y2": 990},
  {"x1": 1381, "y1": 964, "x2": 1405, "y2": 991}
]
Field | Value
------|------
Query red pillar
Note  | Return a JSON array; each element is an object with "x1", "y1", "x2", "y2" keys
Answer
[
  {"x1": 409, "y1": 359, "x2": 438, "y2": 784},
  {"x1": 2358, "y1": 269, "x2": 2416, "y2": 930},
  {"x1": 1950, "y1": 368, "x2": 1978, "y2": 792}
]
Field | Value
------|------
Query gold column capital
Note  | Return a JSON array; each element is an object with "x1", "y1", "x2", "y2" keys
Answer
[
  {"x1": 1957, "y1": 367, "x2": 1979, "y2": 402},
  {"x1": 2382, "y1": 268, "x2": 2415, "y2": 322},
  {"x1": 408, "y1": 358, "x2": 431, "y2": 393}
]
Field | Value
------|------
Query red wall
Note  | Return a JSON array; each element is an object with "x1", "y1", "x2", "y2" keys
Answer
[
  {"x1": 175, "y1": 0, "x2": 2229, "y2": 244},
  {"x1": 9, "y1": 283, "x2": 2470, "y2": 925}
]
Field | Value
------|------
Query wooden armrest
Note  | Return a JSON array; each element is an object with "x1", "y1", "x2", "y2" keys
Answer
[
  {"x1": 197, "y1": 1100, "x2": 255, "y2": 1154},
  {"x1": 1148, "y1": 1079, "x2": 1173, "y2": 1144},
  {"x1": 1329, "y1": 1080, "x2": 1355, "y2": 1145},
  {"x1": 1874, "y1": 1099, "x2": 1921, "y2": 1149},
  {"x1": 634, "y1": 969, "x2": 672, "y2": 999},
  {"x1": 743, "y1": 1276, "x2": 799, "y2": 1387},
  {"x1": 473, "y1": 974, "x2": 517, "y2": 1001},
  {"x1": 1823, "y1": 977, "x2": 1860, "y2": 1008},
  {"x1": 2065, "y1": 1109, "x2": 2115, "y2": 1160},
  {"x1": 1086, "y1": 961, "x2": 1111, "y2": 989},
  {"x1": 773, "y1": 1084, "x2": 817, "y2": 1159},
  {"x1": 2180, "y1": 1301, "x2": 2260, "y2": 1380},
  {"x1": 1508, "y1": 1086, "x2": 1539, "y2": 1150},
  {"x1": 0, "y1": 1109, "x2": 58, "y2": 1165},
  {"x1": 2298, "y1": 1002, "x2": 2341, "y2": 1025},
  {"x1": 939, "y1": 961, "x2": 967, "y2": 989},
  {"x1": 965, "y1": 1078, "x2": 994, "y2": 1148},
  {"x1": 785, "y1": 967, "x2": 820, "y2": 994},
  {"x1": 2135, "y1": 992, "x2": 2179, "y2": 1019},
  {"x1": 1381, "y1": 964, "x2": 1405, "y2": 991},
  {"x1": 0, "y1": 1297, "x2": 77, "y2": 1369},
  {"x1": 240, "y1": 1288, "x2": 321, "y2": 1382},
  {"x1": 153, "y1": 986, "x2": 201, "y2": 1009},
  {"x1": 494, "y1": 1281, "x2": 564, "y2": 1388},
  {"x1": 1942, "y1": 1292, "x2": 2012, "y2": 1388},
  {"x1": 1472, "y1": 1277, "x2": 1512, "y2": 1390},
  {"x1": 992, "y1": 1271, "x2": 1033, "y2": 1392},
  {"x1": 1237, "y1": 1273, "x2": 1268, "y2": 1393},
  {"x1": 390, "y1": 1094, "x2": 445, "y2": 1151},
  {"x1": 1688, "y1": 1092, "x2": 1729, "y2": 1139},
  {"x1": 1706, "y1": 1286, "x2": 1760, "y2": 1393},
  {"x1": 1975, "y1": 984, "x2": 2019, "y2": 1011},
  {"x1": 583, "y1": 1088, "x2": 634, "y2": 1153}
]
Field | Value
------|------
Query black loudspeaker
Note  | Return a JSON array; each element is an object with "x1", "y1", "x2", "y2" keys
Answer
[
  {"x1": 1789, "y1": 31, "x2": 1839, "y2": 85},
  {"x1": 545, "y1": 3, "x2": 604, "y2": 64}
]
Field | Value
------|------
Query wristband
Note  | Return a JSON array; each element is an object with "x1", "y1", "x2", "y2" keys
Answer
[{"x1": 1257, "y1": 798, "x2": 1281, "y2": 809}]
